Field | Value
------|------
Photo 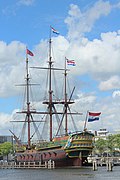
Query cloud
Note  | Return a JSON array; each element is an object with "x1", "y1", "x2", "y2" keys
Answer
[
  {"x1": 1, "y1": 2, "x2": 120, "y2": 96},
  {"x1": 18, "y1": 0, "x2": 35, "y2": 6},
  {"x1": 60, "y1": 30, "x2": 120, "y2": 83},
  {"x1": 0, "y1": 41, "x2": 26, "y2": 97},
  {"x1": 0, "y1": 113, "x2": 12, "y2": 135},
  {"x1": 99, "y1": 76, "x2": 120, "y2": 91},
  {"x1": 112, "y1": 90, "x2": 120, "y2": 98},
  {"x1": 1, "y1": 0, "x2": 120, "y2": 135},
  {"x1": 2, "y1": 0, "x2": 35, "y2": 15},
  {"x1": 65, "y1": 0, "x2": 112, "y2": 40}
]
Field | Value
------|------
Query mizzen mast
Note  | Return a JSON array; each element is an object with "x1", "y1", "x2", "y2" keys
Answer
[{"x1": 64, "y1": 58, "x2": 68, "y2": 135}]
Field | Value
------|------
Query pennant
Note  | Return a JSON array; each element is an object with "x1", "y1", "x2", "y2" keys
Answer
[
  {"x1": 51, "y1": 26, "x2": 59, "y2": 35},
  {"x1": 88, "y1": 112, "x2": 101, "y2": 122},
  {"x1": 26, "y1": 49, "x2": 34, "y2": 56}
]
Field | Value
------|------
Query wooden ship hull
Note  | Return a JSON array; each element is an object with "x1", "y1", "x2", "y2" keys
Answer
[{"x1": 15, "y1": 131, "x2": 94, "y2": 167}]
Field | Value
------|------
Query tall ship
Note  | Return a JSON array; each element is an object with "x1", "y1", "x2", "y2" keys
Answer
[{"x1": 11, "y1": 27, "x2": 94, "y2": 167}]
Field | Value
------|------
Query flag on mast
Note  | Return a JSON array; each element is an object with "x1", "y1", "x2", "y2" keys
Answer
[
  {"x1": 26, "y1": 49, "x2": 34, "y2": 56},
  {"x1": 88, "y1": 112, "x2": 101, "y2": 122},
  {"x1": 51, "y1": 26, "x2": 59, "y2": 35},
  {"x1": 66, "y1": 58, "x2": 76, "y2": 66}
]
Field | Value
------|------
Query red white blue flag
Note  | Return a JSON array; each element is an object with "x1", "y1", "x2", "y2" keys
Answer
[
  {"x1": 66, "y1": 58, "x2": 76, "y2": 66},
  {"x1": 26, "y1": 49, "x2": 34, "y2": 56},
  {"x1": 88, "y1": 112, "x2": 101, "y2": 122},
  {"x1": 51, "y1": 26, "x2": 59, "y2": 35}
]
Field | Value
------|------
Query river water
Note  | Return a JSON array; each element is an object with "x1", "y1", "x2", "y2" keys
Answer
[{"x1": 0, "y1": 166, "x2": 120, "y2": 180}]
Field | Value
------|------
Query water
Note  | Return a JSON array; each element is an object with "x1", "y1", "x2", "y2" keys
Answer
[{"x1": 0, "y1": 166, "x2": 120, "y2": 180}]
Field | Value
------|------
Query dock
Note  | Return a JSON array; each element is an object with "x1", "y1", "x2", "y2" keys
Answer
[
  {"x1": 94, "y1": 157, "x2": 120, "y2": 166},
  {"x1": 88, "y1": 156, "x2": 120, "y2": 166},
  {"x1": 0, "y1": 160, "x2": 55, "y2": 169},
  {"x1": 91, "y1": 156, "x2": 120, "y2": 171}
]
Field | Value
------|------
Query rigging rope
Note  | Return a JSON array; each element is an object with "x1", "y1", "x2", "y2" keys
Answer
[
  {"x1": 30, "y1": 114, "x2": 43, "y2": 141},
  {"x1": 41, "y1": 113, "x2": 49, "y2": 140},
  {"x1": 20, "y1": 115, "x2": 27, "y2": 143},
  {"x1": 43, "y1": 69, "x2": 49, "y2": 100}
]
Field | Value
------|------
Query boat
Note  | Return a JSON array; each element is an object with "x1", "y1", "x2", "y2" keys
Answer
[{"x1": 10, "y1": 27, "x2": 94, "y2": 167}]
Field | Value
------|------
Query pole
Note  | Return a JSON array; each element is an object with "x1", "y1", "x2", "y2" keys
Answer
[
  {"x1": 64, "y1": 57, "x2": 68, "y2": 135},
  {"x1": 83, "y1": 110, "x2": 89, "y2": 131},
  {"x1": 49, "y1": 27, "x2": 53, "y2": 141},
  {"x1": 26, "y1": 47, "x2": 31, "y2": 148}
]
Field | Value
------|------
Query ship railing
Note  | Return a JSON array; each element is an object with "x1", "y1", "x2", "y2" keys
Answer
[{"x1": 0, "y1": 160, "x2": 55, "y2": 169}]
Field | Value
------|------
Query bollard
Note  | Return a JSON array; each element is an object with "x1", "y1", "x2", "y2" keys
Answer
[
  {"x1": 48, "y1": 160, "x2": 52, "y2": 169},
  {"x1": 109, "y1": 161, "x2": 113, "y2": 171},
  {"x1": 19, "y1": 162, "x2": 20, "y2": 168},
  {"x1": 45, "y1": 161, "x2": 47, "y2": 168},
  {"x1": 52, "y1": 161, "x2": 55, "y2": 169},
  {"x1": 39, "y1": 161, "x2": 41, "y2": 167},
  {"x1": 106, "y1": 160, "x2": 113, "y2": 171},
  {"x1": 106, "y1": 160, "x2": 109, "y2": 171},
  {"x1": 93, "y1": 160, "x2": 98, "y2": 171}
]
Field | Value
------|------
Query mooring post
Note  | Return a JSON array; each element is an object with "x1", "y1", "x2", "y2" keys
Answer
[
  {"x1": 14, "y1": 162, "x2": 16, "y2": 168},
  {"x1": 19, "y1": 162, "x2": 20, "y2": 168},
  {"x1": 93, "y1": 160, "x2": 98, "y2": 171},
  {"x1": 45, "y1": 161, "x2": 47, "y2": 168},
  {"x1": 52, "y1": 161, "x2": 55, "y2": 169},
  {"x1": 39, "y1": 161, "x2": 41, "y2": 167},
  {"x1": 106, "y1": 160, "x2": 108, "y2": 171},
  {"x1": 106, "y1": 159, "x2": 113, "y2": 171},
  {"x1": 48, "y1": 160, "x2": 52, "y2": 169}
]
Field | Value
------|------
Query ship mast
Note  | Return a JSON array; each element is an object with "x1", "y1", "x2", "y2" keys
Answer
[
  {"x1": 10, "y1": 49, "x2": 46, "y2": 147},
  {"x1": 49, "y1": 29, "x2": 53, "y2": 141},
  {"x1": 30, "y1": 27, "x2": 82, "y2": 140},
  {"x1": 26, "y1": 51, "x2": 31, "y2": 148},
  {"x1": 64, "y1": 57, "x2": 68, "y2": 135}
]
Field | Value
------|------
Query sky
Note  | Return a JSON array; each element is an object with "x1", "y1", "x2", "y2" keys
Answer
[{"x1": 0, "y1": 0, "x2": 120, "y2": 138}]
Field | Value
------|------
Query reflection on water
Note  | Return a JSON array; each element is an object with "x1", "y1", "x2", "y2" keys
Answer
[{"x1": 0, "y1": 166, "x2": 120, "y2": 180}]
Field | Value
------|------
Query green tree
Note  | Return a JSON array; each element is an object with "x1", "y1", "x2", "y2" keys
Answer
[
  {"x1": 107, "y1": 135, "x2": 114, "y2": 153},
  {"x1": 94, "y1": 138, "x2": 107, "y2": 154},
  {"x1": 107, "y1": 134, "x2": 120, "y2": 153},
  {"x1": 0, "y1": 142, "x2": 13, "y2": 161}
]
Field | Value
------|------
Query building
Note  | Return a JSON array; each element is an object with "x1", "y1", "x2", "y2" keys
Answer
[
  {"x1": 95, "y1": 128, "x2": 109, "y2": 141},
  {"x1": 0, "y1": 136, "x2": 13, "y2": 144}
]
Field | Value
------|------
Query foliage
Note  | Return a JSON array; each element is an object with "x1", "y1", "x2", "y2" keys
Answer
[
  {"x1": 0, "y1": 142, "x2": 13, "y2": 156},
  {"x1": 94, "y1": 134, "x2": 120, "y2": 154},
  {"x1": 94, "y1": 138, "x2": 107, "y2": 154}
]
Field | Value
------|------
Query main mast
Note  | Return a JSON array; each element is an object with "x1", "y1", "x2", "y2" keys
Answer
[
  {"x1": 26, "y1": 52, "x2": 31, "y2": 148},
  {"x1": 30, "y1": 27, "x2": 82, "y2": 140},
  {"x1": 49, "y1": 29, "x2": 53, "y2": 141}
]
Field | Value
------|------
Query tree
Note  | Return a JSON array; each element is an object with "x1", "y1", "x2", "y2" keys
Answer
[
  {"x1": 107, "y1": 134, "x2": 120, "y2": 153},
  {"x1": 107, "y1": 135, "x2": 115, "y2": 153},
  {"x1": 94, "y1": 138, "x2": 107, "y2": 154},
  {"x1": 0, "y1": 142, "x2": 13, "y2": 161}
]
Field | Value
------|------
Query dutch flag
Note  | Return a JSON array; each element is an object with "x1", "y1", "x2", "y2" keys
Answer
[
  {"x1": 88, "y1": 112, "x2": 101, "y2": 122},
  {"x1": 51, "y1": 26, "x2": 59, "y2": 35}
]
